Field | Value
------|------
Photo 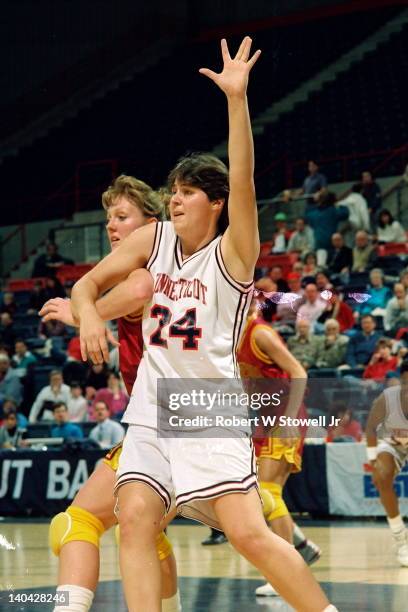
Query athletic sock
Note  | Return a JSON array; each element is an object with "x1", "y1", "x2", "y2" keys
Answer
[
  {"x1": 388, "y1": 515, "x2": 406, "y2": 542},
  {"x1": 162, "y1": 590, "x2": 182, "y2": 611},
  {"x1": 322, "y1": 606, "x2": 338, "y2": 612},
  {"x1": 53, "y1": 585, "x2": 94, "y2": 612}
]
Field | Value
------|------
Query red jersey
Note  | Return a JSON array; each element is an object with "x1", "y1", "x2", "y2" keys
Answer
[
  {"x1": 237, "y1": 314, "x2": 307, "y2": 455},
  {"x1": 118, "y1": 314, "x2": 144, "y2": 395}
]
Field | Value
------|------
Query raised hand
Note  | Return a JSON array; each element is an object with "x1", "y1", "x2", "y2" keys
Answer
[{"x1": 199, "y1": 36, "x2": 261, "y2": 98}]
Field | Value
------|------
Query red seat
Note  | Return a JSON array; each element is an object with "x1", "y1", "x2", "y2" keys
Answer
[
  {"x1": 256, "y1": 253, "x2": 298, "y2": 277},
  {"x1": 56, "y1": 263, "x2": 94, "y2": 284},
  {"x1": 259, "y1": 241, "x2": 273, "y2": 256},
  {"x1": 7, "y1": 277, "x2": 46, "y2": 292},
  {"x1": 376, "y1": 243, "x2": 408, "y2": 257}
]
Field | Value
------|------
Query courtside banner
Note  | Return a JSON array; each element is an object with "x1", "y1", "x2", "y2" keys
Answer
[
  {"x1": 0, "y1": 449, "x2": 104, "y2": 517},
  {"x1": 327, "y1": 443, "x2": 408, "y2": 516}
]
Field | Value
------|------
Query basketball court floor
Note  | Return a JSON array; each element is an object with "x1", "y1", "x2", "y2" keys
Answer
[{"x1": 1, "y1": 519, "x2": 406, "y2": 611}]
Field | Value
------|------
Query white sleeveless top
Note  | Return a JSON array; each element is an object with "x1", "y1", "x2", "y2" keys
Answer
[{"x1": 122, "y1": 221, "x2": 254, "y2": 426}]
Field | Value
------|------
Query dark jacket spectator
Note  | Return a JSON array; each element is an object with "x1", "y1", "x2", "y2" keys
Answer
[
  {"x1": 0, "y1": 292, "x2": 18, "y2": 317},
  {"x1": 361, "y1": 171, "x2": 382, "y2": 216},
  {"x1": 32, "y1": 243, "x2": 73, "y2": 278},
  {"x1": 305, "y1": 192, "x2": 349, "y2": 250},
  {"x1": 327, "y1": 233, "x2": 353, "y2": 274},
  {"x1": 0, "y1": 313, "x2": 17, "y2": 353},
  {"x1": 345, "y1": 316, "x2": 381, "y2": 368},
  {"x1": 39, "y1": 277, "x2": 66, "y2": 302}
]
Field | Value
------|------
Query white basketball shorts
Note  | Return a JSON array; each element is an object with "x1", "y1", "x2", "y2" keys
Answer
[{"x1": 115, "y1": 424, "x2": 258, "y2": 529}]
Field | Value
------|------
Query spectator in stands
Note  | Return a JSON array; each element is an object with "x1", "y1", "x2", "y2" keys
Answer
[
  {"x1": 353, "y1": 268, "x2": 392, "y2": 318},
  {"x1": 271, "y1": 212, "x2": 291, "y2": 253},
  {"x1": 376, "y1": 209, "x2": 406, "y2": 244},
  {"x1": 92, "y1": 372, "x2": 128, "y2": 420},
  {"x1": 337, "y1": 183, "x2": 370, "y2": 235},
  {"x1": 302, "y1": 252, "x2": 320, "y2": 279},
  {"x1": 268, "y1": 265, "x2": 289, "y2": 292},
  {"x1": 27, "y1": 281, "x2": 45, "y2": 315},
  {"x1": 363, "y1": 338, "x2": 399, "y2": 382},
  {"x1": 287, "y1": 217, "x2": 315, "y2": 255},
  {"x1": 315, "y1": 319, "x2": 349, "y2": 369},
  {"x1": 0, "y1": 398, "x2": 27, "y2": 428},
  {"x1": 315, "y1": 271, "x2": 333, "y2": 292},
  {"x1": 297, "y1": 283, "x2": 327, "y2": 328},
  {"x1": 0, "y1": 410, "x2": 25, "y2": 449},
  {"x1": 361, "y1": 171, "x2": 382, "y2": 222},
  {"x1": 67, "y1": 382, "x2": 88, "y2": 422},
  {"x1": 352, "y1": 231, "x2": 375, "y2": 273},
  {"x1": 0, "y1": 354, "x2": 22, "y2": 407},
  {"x1": 50, "y1": 402, "x2": 83, "y2": 440},
  {"x1": 29, "y1": 369, "x2": 70, "y2": 422},
  {"x1": 297, "y1": 160, "x2": 328, "y2": 203},
  {"x1": 305, "y1": 191, "x2": 349, "y2": 265},
  {"x1": 400, "y1": 269, "x2": 408, "y2": 292},
  {"x1": 11, "y1": 339, "x2": 37, "y2": 378},
  {"x1": 287, "y1": 319, "x2": 318, "y2": 370},
  {"x1": 326, "y1": 403, "x2": 362, "y2": 442},
  {"x1": 89, "y1": 400, "x2": 124, "y2": 449},
  {"x1": 32, "y1": 242, "x2": 73, "y2": 278},
  {"x1": 317, "y1": 289, "x2": 355, "y2": 333},
  {"x1": 0, "y1": 313, "x2": 17, "y2": 353},
  {"x1": 85, "y1": 363, "x2": 110, "y2": 401},
  {"x1": 39, "y1": 276, "x2": 66, "y2": 302},
  {"x1": 0, "y1": 292, "x2": 18, "y2": 317},
  {"x1": 345, "y1": 314, "x2": 381, "y2": 369},
  {"x1": 384, "y1": 283, "x2": 408, "y2": 334},
  {"x1": 326, "y1": 233, "x2": 353, "y2": 279},
  {"x1": 273, "y1": 272, "x2": 304, "y2": 330}
]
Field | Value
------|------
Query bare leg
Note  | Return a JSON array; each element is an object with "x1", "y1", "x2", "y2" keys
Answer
[
  {"x1": 117, "y1": 482, "x2": 165, "y2": 612},
  {"x1": 372, "y1": 452, "x2": 399, "y2": 518},
  {"x1": 212, "y1": 490, "x2": 330, "y2": 612},
  {"x1": 258, "y1": 456, "x2": 293, "y2": 543}
]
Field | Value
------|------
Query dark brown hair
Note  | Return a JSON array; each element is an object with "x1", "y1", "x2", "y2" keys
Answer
[{"x1": 167, "y1": 153, "x2": 229, "y2": 233}]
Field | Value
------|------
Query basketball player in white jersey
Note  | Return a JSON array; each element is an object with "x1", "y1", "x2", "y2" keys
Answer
[
  {"x1": 366, "y1": 359, "x2": 408, "y2": 566},
  {"x1": 71, "y1": 37, "x2": 337, "y2": 612}
]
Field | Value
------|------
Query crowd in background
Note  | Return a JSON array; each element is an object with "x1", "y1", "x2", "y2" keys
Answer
[{"x1": 0, "y1": 163, "x2": 407, "y2": 449}]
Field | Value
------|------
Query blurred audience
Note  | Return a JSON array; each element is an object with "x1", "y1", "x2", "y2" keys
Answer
[
  {"x1": 29, "y1": 370, "x2": 70, "y2": 422},
  {"x1": 269, "y1": 265, "x2": 289, "y2": 292},
  {"x1": 67, "y1": 382, "x2": 88, "y2": 422},
  {"x1": 326, "y1": 233, "x2": 353, "y2": 278},
  {"x1": 92, "y1": 372, "x2": 128, "y2": 420},
  {"x1": 345, "y1": 315, "x2": 381, "y2": 369},
  {"x1": 297, "y1": 283, "x2": 327, "y2": 327},
  {"x1": 327, "y1": 403, "x2": 362, "y2": 442},
  {"x1": 287, "y1": 217, "x2": 315, "y2": 255},
  {"x1": 337, "y1": 183, "x2": 370, "y2": 234},
  {"x1": 361, "y1": 171, "x2": 382, "y2": 221},
  {"x1": 0, "y1": 313, "x2": 17, "y2": 353},
  {"x1": 353, "y1": 268, "x2": 392, "y2": 318},
  {"x1": 271, "y1": 212, "x2": 291, "y2": 253},
  {"x1": 32, "y1": 242, "x2": 73, "y2": 278},
  {"x1": 89, "y1": 401, "x2": 125, "y2": 449},
  {"x1": 0, "y1": 410, "x2": 25, "y2": 449},
  {"x1": 351, "y1": 231, "x2": 375, "y2": 272},
  {"x1": 11, "y1": 339, "x2": 37, "y2": 378},
  {"x1": 287, "y1": 319, "x2": 318, "y2": 370},
  {"x1": 0, "y1": 353, "x2": 23, "y2": 407},
  {"x1": 376, "y1": 209, "x2": 406, "y2": 243},
  {"x1": 315, "y1": 319, "x2": 349, "y2": 369},
  {"x1": 1, "y1": 292, "x2": 18, "y2": 317},
  {"x1": 363, "y1": 338, "x2": 399, "y2": 381},
  {"x1": 384, "y1": 283, "x2": 408, "y2": 334},
  {"x1": 305, "y1": 191, "x2": 349, "y2": 264},
  {"x1": 1, "y1": 398, "x2": 27, "y2": 428},
  {"x1": 51, "y1": 402, "x2": 83, "y2": 440}
]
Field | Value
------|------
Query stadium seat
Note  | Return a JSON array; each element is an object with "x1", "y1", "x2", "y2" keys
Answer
[
  {"x1": 56, "y1": 264, "x2": 94, "y2": 284},
  {"x1": 376, "y1": 243, "x2": 408, "y2": 257},
  {"x1": 7, "y1": 278, "x2": 46, "y2": 292}
]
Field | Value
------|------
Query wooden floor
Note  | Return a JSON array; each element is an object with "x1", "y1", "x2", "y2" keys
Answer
[{"x1": 0, "y1": 519, "x2": 407, "y2": 611}]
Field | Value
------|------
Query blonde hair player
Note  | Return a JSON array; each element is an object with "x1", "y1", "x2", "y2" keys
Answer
[
  {"x1": 71, "y1": 37, "x2": 338, "y2": 612},
  {"x1": 238, "y1": 297, "x2": 321, "y2": 598},
  {"x1": 365, "y1": 359, "x2": 408, "y2": 567},
  {"x1": 40, "y1": 175, "x2": 181, "y2": 612}
]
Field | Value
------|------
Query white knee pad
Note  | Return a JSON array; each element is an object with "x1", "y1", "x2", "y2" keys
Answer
[
  {"x1": 53, "y1": 585, "x2": 94, "y2": 612},
  {"x1": 323, "y1": 606, "x2": 338, "y2": 612}
]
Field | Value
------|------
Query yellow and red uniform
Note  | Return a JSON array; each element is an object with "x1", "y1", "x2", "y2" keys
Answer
[{"x1": 237, "y1": 314, "x2": 306, "y2": 473}]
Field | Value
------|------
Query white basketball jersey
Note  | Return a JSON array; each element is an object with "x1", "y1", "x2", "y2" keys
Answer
[
  {"x1": 122, "y1": 221, "x2": 254, "y2": 426},
  {"x1": 379, "y1": 385, "x2": 408, "y2": 445}
]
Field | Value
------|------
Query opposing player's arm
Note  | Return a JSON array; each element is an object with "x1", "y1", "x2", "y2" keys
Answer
[
  {"x1": 365, "y1": 393, "x2": 386, "y2": 459},
  {"x1": 199, "y1": 37, "x2": 261, "y2": 281},
  {"x1": 71, "y1": 223, "x2": 156, "y2": 363},
  {"x1": 39, "y1": 270, "x2": 153, "y2": 325},
  {"x1": 253, "y1": 326, "x2": 307, "y2": 420}
]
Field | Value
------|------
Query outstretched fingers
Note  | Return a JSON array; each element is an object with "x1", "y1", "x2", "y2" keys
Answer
[
  {"x1": 247, "y1": 48, "x2": 262, "y2": 69},
  {"x1": 235, "y1": 36, "x2": 251, "y2": 62},
  {"x1": 220, "y1": 38, "x2": 231, "y2": 62}
]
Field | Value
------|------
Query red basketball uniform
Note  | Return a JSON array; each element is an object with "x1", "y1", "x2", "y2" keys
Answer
[
  {"x1": 237, "y1": 314, "x2": 306, "y2": 471},
  {"x1": 117, "y1": 313, "x2": 143, "y2": 395}
]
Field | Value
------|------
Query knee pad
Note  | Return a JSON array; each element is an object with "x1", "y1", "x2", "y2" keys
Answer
[
  {"x1": 260, "y1": 481, "x2": 289, "y2": 522},
  {"x1": 49, "y1": 506, "x2": 105, "y2": 556},
  {"x1": 115, "y1": 526, "x2": 172, "y2": 561},
  {"x1": 260, "y1": 487, "x2": 276, "y2": 519}
]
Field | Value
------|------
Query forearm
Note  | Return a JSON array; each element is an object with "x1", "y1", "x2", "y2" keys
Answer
[
  {"x1": 283, "y1": 374, "x2": 307, "y2": 419},
  {"x1": 71, "y1": 276, "x2": 101, "y2": 322},
  {"x1": 228, "y1": 95, "x2": 254, "y2": 185},
  {"x1": 95, "y1": 270, "x2": 153, "y2": 321}
]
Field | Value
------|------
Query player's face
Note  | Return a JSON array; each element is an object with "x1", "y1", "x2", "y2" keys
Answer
[
  {"x1": 106, "y1": 197, "x2": 147, "y2": 250},
  {"x1": 169, "y1": 181, "x2": 214, "y2": 233}
]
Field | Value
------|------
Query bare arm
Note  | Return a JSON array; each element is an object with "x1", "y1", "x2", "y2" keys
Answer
[
  {"x1": 200, "y1": 37, "x2": 261, "y2": 281},
  {"x1": 365, "y1": 394, "x2": 386, "y2": 450},
  {"x1": 40, "y1": 269, "x2": 153, "y2": 325},
  {"x1": 253, "y1": 326, "x2": 307, "y2": 420},
  {"x1": 71, "y1": 223, "x2": 156, "y2": 363}
]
